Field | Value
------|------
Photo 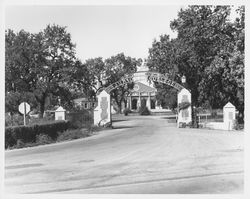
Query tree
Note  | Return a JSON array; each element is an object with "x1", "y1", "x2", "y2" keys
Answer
[
  {"x1": 5, "y1": 91, "x2": 37, "y2": 115},
  {"x1": 170, "y1": 6, "x2": 237, "y2": 107},
  {"x1": 148, "y1": 5, "x2": 244, "y2": 121},
  {"x1": 104, "y1": 53, "x2": 141, "y2": 113},
  {"x1": 197, "y1": 6, "x2": 245, "y2": 121},
  {"x1": 66, "y1": 59, "x2": 97, "y2": 100},
  {"x1": 85, "y1": 57, "x2": 106, "y2": 94},
  {"x1": 5, "y1": 24, "x2": 76, "y2": 117},
  {"x1": 147, "y1": 35, "x2": 180, "y2": 108}
]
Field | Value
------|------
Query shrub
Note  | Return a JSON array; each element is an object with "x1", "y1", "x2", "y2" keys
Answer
[
  {"x1": 178, "y1": 122, "x2": 186, "y2": 128},
  {"x1": 5, "y1": 113, "x2": 24, "y2": 127},
  {"x1": 28, "y1": 116, "x2": 54, "y2": 125},
  {"x1": 16, "y1": 139, "x2": 25, "y2": 148},
  {"x1": 57, "y1": 129, "x2": 91, "y2": 142},
  {"x1": 5, "y1": 120, "x2": 70, "y2": 149},
  {"x1": 233, "y1": 119, "x2": 244, "y2": 130},
  {"x1": 66, "y1": 110, "x2": 93, "y2": 129},
  {"x1": 36, "y1": 134, "x2": 53, "y2": 145},
  {"x1": 139, "y1": 106, "x2": 151, "y2": 115},
  {"x1": 188, "y1": 121, "x2": 199, "y2": 128},
  {"x1": 123, "y1": 108, "x2": 131, "y2": 116}
]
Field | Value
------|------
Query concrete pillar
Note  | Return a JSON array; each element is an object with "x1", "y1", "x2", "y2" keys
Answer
[
  {"x1": 146, "y1": 93, "x2": 151, "y2": 109},
  {"x1": 177, "y1": 88, "x2": 192, "y2": 127},
  {"x1": 94, "y1": 90, "x2": 111, "y2": 126},
  {"x1": 223, "y1": 102, "x2": 236, "y2": 130},
  {"x1": 138, "y1": 93, "x2": 141, "y2": 108},
  {"x1": 55, "y1": 106, "x2": 66, "y2": 120}
]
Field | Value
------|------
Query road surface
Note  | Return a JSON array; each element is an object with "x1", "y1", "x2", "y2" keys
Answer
[{"x1": 5, "y1": 115, "x2": 244, "y2": 194}]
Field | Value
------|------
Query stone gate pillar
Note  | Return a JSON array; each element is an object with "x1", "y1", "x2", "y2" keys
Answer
[
  {"x1": 94, "y1": 90, "x2": 111, "y2": 126},
  {"x1": 177, "y1": 88, "x2": 192, "y2": 127},
  {"x1": 55, "y1": 106, "x2": 66, "y2": 120},
  {"x1": 223, "y1": 102, "x2": 236, "y2": 130}
]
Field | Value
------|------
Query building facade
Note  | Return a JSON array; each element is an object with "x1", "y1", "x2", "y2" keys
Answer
[
  {"x1": 126, "y1": 64, "x2": 161, "y2": 111},
  {"x1": 74, "y1": 63, "x2": 163, "y2": 112},
  {"x1": 73, "y1": 97, "x2": 97, "y2": 110}
]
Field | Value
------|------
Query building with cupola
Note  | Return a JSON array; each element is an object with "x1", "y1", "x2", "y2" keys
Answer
[{"x1": 125, "y1": 63, "x2": 163, "y2": 111}]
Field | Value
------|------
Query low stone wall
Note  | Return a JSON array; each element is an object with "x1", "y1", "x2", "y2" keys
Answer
[{"x1": 203, "y1": 121, "x2": 235, "y2": 131}]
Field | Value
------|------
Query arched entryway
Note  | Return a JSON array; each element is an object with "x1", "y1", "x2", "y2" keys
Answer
[{"x1": 94, "y1": 72, "x2": 192, "y2": 127}]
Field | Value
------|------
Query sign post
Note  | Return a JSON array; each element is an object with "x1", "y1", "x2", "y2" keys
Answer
[{"x1": 18, "y1": 102, "x2": 30, "y2": 126}]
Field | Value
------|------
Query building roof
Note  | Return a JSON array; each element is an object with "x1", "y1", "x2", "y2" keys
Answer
[
  {"x1": 224, "y1": 102, "x2": 235, "y2": 108},
  {"x1": 132, "y1": 82, "x2": 156, "y2": 93},
  {"x1": 73, "y1": 97, "x2": 96, "y2": 103}
]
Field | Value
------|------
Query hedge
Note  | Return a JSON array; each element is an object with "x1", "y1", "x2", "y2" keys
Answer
[
  {"x1": 139, "y1": 106, "x2": 151, "y2": 115},
  {"x1": 66, "y1": 110, "x2": 93, "y2": 128},
  {"x1": 5, "y1": 120, "x2": 70, "y2": 149}
]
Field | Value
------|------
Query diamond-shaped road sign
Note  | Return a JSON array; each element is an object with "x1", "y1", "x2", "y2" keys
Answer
[{"x1": 18, "y1": 102, "x2": 30, "y2": 115}]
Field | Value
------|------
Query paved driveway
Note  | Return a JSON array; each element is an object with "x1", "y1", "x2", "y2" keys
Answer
[{"x1": 5, "y1": 115, "x2": 244, "y2": 194}]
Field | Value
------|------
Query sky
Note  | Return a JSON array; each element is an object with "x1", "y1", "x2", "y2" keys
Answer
[{"x1": 5, "y1": 5, "x2": 183, "y2": 62}]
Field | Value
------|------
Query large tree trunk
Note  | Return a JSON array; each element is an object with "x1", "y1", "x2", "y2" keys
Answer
[
  {"x1": 117, "y1": 101, "x2": 122, "y2": 114},
  {"x1": 39, "y1": 102, "x2": 45, "y2": 118},
  {"x1": 36, "y1": 92, "x2": 47, "y2": 118}
]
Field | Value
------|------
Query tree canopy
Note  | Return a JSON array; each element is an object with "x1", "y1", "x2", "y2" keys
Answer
[
  {"x1": 147, "y1": 5, "x2": 244, "y2": 120},
  {"x1": 73, "y1": 53, "x2": 142, "y2": 113},
  {"x1": 5, "y1": 24, "x2": 76, "y2": 117},
  {"x1": 104, "y1": 53, "x2": 141, "y2": 112}
]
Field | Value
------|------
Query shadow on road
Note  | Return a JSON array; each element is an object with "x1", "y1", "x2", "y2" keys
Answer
[
  {"x1": 112, "y1": 126, "x2": 136, "y2": 130},
  {"x1": 111, "y1": 119, "x2": 127, "y2": 123}
]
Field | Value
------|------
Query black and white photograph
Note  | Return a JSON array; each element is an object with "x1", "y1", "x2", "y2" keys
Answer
[{"x1": 1, "y1": 0, "x2": 248, "y2": 197}]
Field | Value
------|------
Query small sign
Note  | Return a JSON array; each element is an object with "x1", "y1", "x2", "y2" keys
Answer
[
  {"x1": 18, "y1": 102, "x2": 30, "y2": 126},
  {"x1": 19, "y1": 102, "x2": 30, "y2": 115}
]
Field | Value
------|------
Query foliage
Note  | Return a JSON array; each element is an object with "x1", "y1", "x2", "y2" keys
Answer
[
  {"x1": 5, "y1": 24, "x2": 76, "y2": 118},
  {"x1": 5, "y1": 91, "x2": 38, "y2": 115},
  {"x1": 147, "y1": 35, "x2": 180, "y2": 109},
  {"x1": 148, "y1": 35, "x2": 179, "y2": 77},
  {"x1": 66, "y1": 110, "x2": 93, "y2": 129},
  {"x1": 36, "y1": 134, "x2": 53, "y2": 145},
  {"x1": 187, "y1": 121, "x2": 199, "y2": 128},
  {"x1": 233, "y1": 119, "x2": 244, "y2": 130},
  {"x1": 5, "y1": 122, "x2": 107, "y2": 150},
  {"x1": 123, "y1": 108, "x2": 131, "y2": 116},
  {"x1": 68, "y1": 59, "x2": 97, "y2": 98},
  {"x1": 147, "y1": 5, "x2": 244, "y2": 122},
  {"x1": 5, "y1": 120, "x2": 70, "y2": 148},
  {"x1": 138, "y1": 106, "x2": 151, "y2": 115},
  {"x1": 57, "y1": 129, "x2": 91, "y2": 142},
  {"x1": 5, "y1": 113, "x2": 24, "y2": 127},
  {"x1": 85, "y1": 57, "x2": 106, "y2": 93},
  {"x1": 155, "y1": 84, "x2": 177, "y2": 109},
  {"x1": 71, "y1": 54, "x2": 141, "y2": 113},
  {"x1": 28, "y1": 114, "x2": 54, "y2": 125},
  {"x1": 178, "y1": 122, "x2": 186, "y2": 128},
  {"x1": 104, "y1": 53, "x2": 141, "y2": 113}
]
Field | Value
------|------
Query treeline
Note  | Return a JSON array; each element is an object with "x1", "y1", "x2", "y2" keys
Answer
[
  {"x1": 5, "y1": 25, "x2": 142, "y2": 117},
  {"x1": 147, "y1": 5, "x2": 244, "y2": 122},
  {"x1": 6, "y1": 5, "x2": 245, "y2": 122}
]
